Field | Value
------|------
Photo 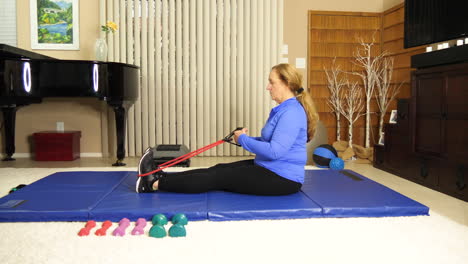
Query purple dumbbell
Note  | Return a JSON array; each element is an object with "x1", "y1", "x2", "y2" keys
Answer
[
  {"x1": 112, "y1": 218, "x2": 130, "y2": 236},
  {"x1": 131, "y1": 218, "x2": 147, "y2": 235}
]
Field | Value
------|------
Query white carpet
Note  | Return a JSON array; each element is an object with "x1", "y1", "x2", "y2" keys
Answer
[{"x1": 0, "y1": 167, "x2": 467, "y2": 264}]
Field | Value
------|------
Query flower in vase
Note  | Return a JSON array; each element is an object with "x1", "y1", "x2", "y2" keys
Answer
[{"x1": 101, "y1": 21, "x2": 118, "y2": 34}]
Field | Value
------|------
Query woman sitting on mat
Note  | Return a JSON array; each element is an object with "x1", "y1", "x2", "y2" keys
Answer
[{"x1": 136, "y1": 63, "x2": 319, "y2": 195}]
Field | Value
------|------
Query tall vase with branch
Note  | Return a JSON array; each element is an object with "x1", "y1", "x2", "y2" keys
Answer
[
  {"x1": 351, "y1": 36, "x2": 387, "y2": 148},
  {"x1": 324, "y1": 57, "x2": 346, "y2": 142},
  {"x1": 375, "y1": 56, "x2": 402, "y2": 140},
  {"x1": 95, "y1": 21, "x2": 118, "y2": 61},
  {"x1": 338, "y1": 81, "x2": 366, "y2": 147}
]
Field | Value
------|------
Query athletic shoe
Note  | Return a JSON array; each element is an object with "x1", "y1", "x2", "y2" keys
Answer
[
  {"x1": 139, "y1": 147, "x2": 155, "y2": 175},
  {"x1": 136, "y1": 172, "x2": 162, "y2": 193},
  {"x1": 136, "y1": 147, "x2": 158, "y2": 193}
]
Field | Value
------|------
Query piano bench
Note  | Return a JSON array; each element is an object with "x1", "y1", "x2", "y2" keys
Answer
[{"x1": 33, "y1": 131, "x2": 81, "y2": 161}]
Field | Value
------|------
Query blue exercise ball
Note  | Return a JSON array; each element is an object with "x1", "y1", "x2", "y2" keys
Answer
[
  {"x1": 312, "y1": 144, "x2": 338, "y2": 168},
  {"x1": 329, "y1": 157, "x2": 345, "y2": 170}
]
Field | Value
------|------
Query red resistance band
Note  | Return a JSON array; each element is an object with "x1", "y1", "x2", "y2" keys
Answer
[
  {"x1": 137, "y1": 140, "x2": 225, "y2": 177},
  {"x1": 138, "y1": 127, "x2": 244, "y2": 177}
]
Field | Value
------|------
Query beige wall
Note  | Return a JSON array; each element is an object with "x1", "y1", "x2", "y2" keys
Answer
[
  {"x1": 3, "y1": 0, "x2": 403, "y2": 158},
  {"x1": 3, "y1": 0, "x2": 103, "y2": 157},
  {"x1": 383, "y1": 0, "x2": 404, "y2": 10}
]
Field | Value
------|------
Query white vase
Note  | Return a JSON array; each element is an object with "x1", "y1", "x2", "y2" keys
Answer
[{"x1": 95, "y1": 37, "x2": 108, "y2": 61}]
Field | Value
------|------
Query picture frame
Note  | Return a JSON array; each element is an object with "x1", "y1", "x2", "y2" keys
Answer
[
  {"x1": 389, "y1": 109, "x2": 398, "y2": 124},
  {"x1": 30, "y1": 0, "x2": 80, "y2": 50},
  {"x1": 378, "y1": 133, "x2": 385, "y2": 145}
]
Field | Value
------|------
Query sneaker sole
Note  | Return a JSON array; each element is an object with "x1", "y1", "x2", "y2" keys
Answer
[
  {"x1": 136, "y1": 149, "x2": 153, "y2": 193},
  {"x1": 135, "y1": 177, "x2": 142, "y2": 193}
]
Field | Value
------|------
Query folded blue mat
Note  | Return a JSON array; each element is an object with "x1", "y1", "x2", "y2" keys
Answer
[
  {"x1": 0, "y1": 169, "x2": 429, "y2": 222},
  {"x1": 0, "y1": 171, "x2": 128, "y2": 222},
  {"x1": 89, "y1": 174, "x2": 209, "y2": 222},
  {"x1": 301, "y1": 170, "x2": 429, "y2": 217}
]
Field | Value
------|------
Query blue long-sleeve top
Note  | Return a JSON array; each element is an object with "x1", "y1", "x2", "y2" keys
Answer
[{"x1": 237, "y1": 97, "x2": 307, "y2": 183}]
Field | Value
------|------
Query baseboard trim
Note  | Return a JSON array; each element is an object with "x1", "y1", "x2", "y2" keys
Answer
[
  {"x1": 10, "y1": 153, "x2": 103, "y2": 158},
  {"x1": 81, "y1": 153, "x2": 104, "y2": 158}
]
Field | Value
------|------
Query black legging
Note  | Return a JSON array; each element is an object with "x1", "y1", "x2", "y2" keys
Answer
[{"x1": 158, "y1": 159, "x2": 302, "y2": 195}]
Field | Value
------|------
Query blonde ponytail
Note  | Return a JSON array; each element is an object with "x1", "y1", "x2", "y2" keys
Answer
[
  {"x1": 296, "y1": 89, "x2": 319, "y2": 142},
  {"x1": 271, "y1": 63, "x2": 319, "y2": 142}
]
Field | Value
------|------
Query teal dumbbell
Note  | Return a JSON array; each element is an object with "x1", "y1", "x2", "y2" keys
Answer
[
  {"x1": 152, "y1": 214, "x2": 168, "y2": 225},
  {"x1": 149, "y1": 214, "x2": 168, "y2": 238},
  {"x1": 169, "y1": 213, "x2": 188, "y2": 237},
  {"x1": 171, "y1": 213, "x2": 188, "y2": 225},
  {"x1": 149, "y1": 224, "x2": 166, "y2": 238},
  {"x1": 168, "y1": 224, "x2": 186, "y2": 237}
]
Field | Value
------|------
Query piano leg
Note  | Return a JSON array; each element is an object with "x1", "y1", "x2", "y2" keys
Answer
[
  {"x1": 1, "y1": 107, "x2": 17, "y2": 161},
  {"x1": 112, "y1": 105, "x2": 126, "y2": 166}
]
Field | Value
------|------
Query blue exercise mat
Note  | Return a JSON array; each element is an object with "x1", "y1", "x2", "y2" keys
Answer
[
  {"x1": 0, "y1": 171, "x2": 128, "y2": 222},
  {"x1": 301, "y1": 170, "x2": 429, "y2": 217},
  {"x1": 89, "y1": 173, "x2": 209, "y2": 222},
  {"x1": 0, "y1": 169, "x2": 429, "y2": 222},
  {"x1": 207, "y1": 191, "x2": 322, "y2": 221}
]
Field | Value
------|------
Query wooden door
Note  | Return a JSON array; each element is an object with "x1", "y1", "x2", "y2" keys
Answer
[{"x1": 412, "y1": 72, "x2": 444, "y2": 156}]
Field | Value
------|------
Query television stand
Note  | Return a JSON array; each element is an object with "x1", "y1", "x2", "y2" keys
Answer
[
  {"x1": 411, "y1": 44, "x2": 468, "y2": 69},
  {"x1": 374, "y1": 60, "x2": 468, "y2": 202}
]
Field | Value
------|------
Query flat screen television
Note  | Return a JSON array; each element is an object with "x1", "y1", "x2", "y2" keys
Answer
[{"x1": 404, "y1": 0, "x2": 468, "y2": 48}]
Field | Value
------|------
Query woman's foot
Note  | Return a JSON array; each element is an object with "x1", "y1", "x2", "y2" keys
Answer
[{"x1": 136, "y1": 147, "x2": 164, "y2": 193}]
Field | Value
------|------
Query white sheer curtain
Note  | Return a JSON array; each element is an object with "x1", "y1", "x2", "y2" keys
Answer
[{"x1": 100, "y1": 0, "x2": 283, "y2": 157}]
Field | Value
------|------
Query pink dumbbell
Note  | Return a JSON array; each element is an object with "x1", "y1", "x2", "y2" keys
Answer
[
  {"x1": 95, "y1": 220, "x2": 113, "y2": 236},
  {"x1": 131, "y1": 218, "x2": 147, "y2": 235},
  {"x1": 112, "y1": 218, "x2": 130, "y2": 236},
  {"x1": 78, "y1": 220, "x2": 96, "y2": 236}
]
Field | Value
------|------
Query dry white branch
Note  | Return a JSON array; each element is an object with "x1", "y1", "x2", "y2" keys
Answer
[
  {"x1": 338, "y1": 81, "x2": 366, "y2": 146},
  {"x1": 375, "y1": 56, "x2": 402, "y2": 139},
  {"x1": 324, "y1": 57, "x2": 346, "y2": 141},
  {"x1": 351, "y1": 35, "x2": 389, "y2": 148}
]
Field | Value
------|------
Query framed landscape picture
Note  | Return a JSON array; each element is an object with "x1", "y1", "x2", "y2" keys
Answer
[{"x1": 30, "y1": 0, "x2": 79, "y2": 50}]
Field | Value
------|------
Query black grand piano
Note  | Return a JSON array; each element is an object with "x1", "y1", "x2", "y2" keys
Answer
[{"x1": 0, "y1": 44, "x2": 139, "y2": 166}]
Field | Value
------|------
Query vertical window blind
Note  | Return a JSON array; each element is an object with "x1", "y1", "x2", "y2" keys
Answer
[
  {"x1": 0, "y1": 0, "x2": 17, "y2": 47},
  {"x1": 100, "y1": 0, "x2": 283, "y2": 156}
]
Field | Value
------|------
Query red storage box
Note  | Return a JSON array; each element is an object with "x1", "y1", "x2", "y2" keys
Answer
[{"x1": 33, "y1": 131, "x2": 81, "y2": 161}]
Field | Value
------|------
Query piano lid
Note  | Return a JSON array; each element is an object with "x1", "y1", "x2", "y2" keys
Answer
[
  {"x1": 0, "y1": 44, "x2": 139, "y2": 68},
  {"x1": 0, "y1": 44, "x2": 55, "y2": 60}
]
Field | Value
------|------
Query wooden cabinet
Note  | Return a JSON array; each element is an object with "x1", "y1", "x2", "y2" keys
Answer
[
  {"x1": 374, "y1": 99, "x2": 412, "y2": 176},
  {"x1": 412, "y1": 63, "x2": 468, "y2": 160},
  {"x1": 374, "y1": 62, "x2": 468, "y2": 202}
]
